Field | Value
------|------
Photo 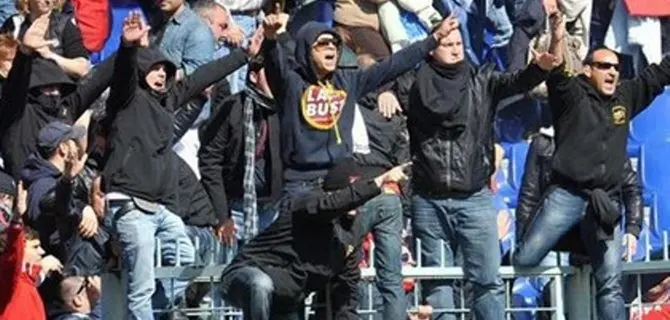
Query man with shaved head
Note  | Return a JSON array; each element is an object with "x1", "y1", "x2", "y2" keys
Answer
[
  {"x1": 514, "y1": 19, "x2": 670, "y2": 320},
  {"x1": 49, "y1": 275, "x2": 101, "y2": 320}
]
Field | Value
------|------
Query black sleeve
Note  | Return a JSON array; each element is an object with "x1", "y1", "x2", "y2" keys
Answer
[
  {"x1": 0, "y1": 51, "x2": 32, "y2": 127},
  {"x1": 60, "y1": 20, "x2": 89, "y2": 59},
  {"x1": 172, "y1": 94, "x2": 208, "y2": 143},
  {"x1": 106, "y1": 44, "x2": 138, "y2": 117},
  {"x1": 620, "y1": 55, "x2": 670, "y2": 117},
  {"x1": 292, "y1": 180, "x2": 381, "y2": 222},
  {"x1": 38, "y1": 178, "x2": 81, "y2": 225},
  {"x1": 64, "y1": 52, "x2": 116, "y2": 118},
  {"x1": 323, "y1": 250, "x2": 361, "y2": 319},
  {"x1": 621, "y1": 159, "x2": 642, "y2": 238},
  {"x1": 393, "y1": 69, "x2": 416, "y2": 112},
  {"x1": 262, "y1": 35, "x2": 298, "y2": 107},
  {"x1": 198, "y1": 99, "x2": 236, "y2": 224},
  {"x1": 490, "y1": 63, "x2": 548, "y2": 103},
  {"x1": 171, "y1": 49, "x2": 247, "y2": 109},
  {"x1": 515, "y1": 135, "x2": 551, "y2": 237},
  {"x1": 545, "y1": 68, "x2": 584, "y2": 118}
]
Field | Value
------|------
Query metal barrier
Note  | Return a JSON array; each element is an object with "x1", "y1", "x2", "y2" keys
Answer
[{"x1": 101, "y1": 231, "x2": 670, "y2": 320}]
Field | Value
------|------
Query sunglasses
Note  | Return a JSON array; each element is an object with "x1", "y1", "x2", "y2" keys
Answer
[
  {"x1": 591, "y1": 61, "x2": 620, "y2": 71},
  {"x1": 313, "y1": 38, "x2": 340, "y2": 48},
  {"x1": 76, "y1": 276, "x2": 90, "y2": 295}
]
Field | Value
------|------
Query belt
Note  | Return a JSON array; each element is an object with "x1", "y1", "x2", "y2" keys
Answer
[
  {"x1": 230, "y1": 9, "x2": 261, "y2": 16},
  {"x1": 111, "y1": 200, "x2": 138, "y2": 223}
]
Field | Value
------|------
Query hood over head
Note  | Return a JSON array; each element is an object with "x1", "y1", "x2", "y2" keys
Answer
[
  {"x1": 136, "y1": 48, "x2": 177, "y2": 92},
  {"x1": 19, "y1": 154, "x2": 61, "y2": 186},
  {"x1": 293, "y1": 22, "x2": 342, "y2": 82},
  {"x1": 29, "y1": 58, "x2": 76, "y2": 95}
]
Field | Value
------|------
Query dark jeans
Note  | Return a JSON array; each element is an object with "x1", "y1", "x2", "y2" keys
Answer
[
  {"x1": 513, "y1": 187, "x2": 624, "y2": 320},
  {"x1": 412, "y1": 188, "x2": 505, "y2": 320},
  {"x1": 220, "y1": 266, "x2": 304, "y2": 320},
  {"x1": 357, "y1": 194, "x2": 405, "y2": 320}
]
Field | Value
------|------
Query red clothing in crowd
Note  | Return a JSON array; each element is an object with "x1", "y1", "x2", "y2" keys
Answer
[
  {"x1": 644, "y1": 307, "x2": 670, "y2": 320},
  {"x1": 0, "y1": 224, "x2": 45, "y2": 320},
  {"x1": 625, "y1": 0, "x2": 670, "y2": 17}
]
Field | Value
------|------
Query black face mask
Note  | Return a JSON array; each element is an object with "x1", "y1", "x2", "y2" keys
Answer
[{"x1": 35, "y1": 94, "x2": 66, "y2": 118}]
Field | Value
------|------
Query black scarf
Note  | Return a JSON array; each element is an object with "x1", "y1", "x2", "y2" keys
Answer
[
  {"x1": 415, "y1": 59, "x2": 470, "y2": 132},
  {"x1": 245, "y1": 84, "x2": 275, "y2": 112}
]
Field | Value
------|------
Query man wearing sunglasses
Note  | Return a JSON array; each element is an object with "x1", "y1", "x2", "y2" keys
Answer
[
  {"x1": 260, "y1": 10, "x2": 459, "y2": 197},
  {"x1": 513, "y1": 18, "x2": 670, "y2": 320}
]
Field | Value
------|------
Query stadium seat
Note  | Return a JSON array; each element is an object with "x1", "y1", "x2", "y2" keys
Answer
[
  {"x1": 630, "y1": 88, "x2": 670, "y2": 143},
  {"x1": 639, "y1": 143, "x2": 670, "y2": 254},
  {"x1": 509, "y1": 142, "x2": 530, "y2": 191},
  {"x1": 495, "y1": 169, "x2": 517, "y2": 208}
]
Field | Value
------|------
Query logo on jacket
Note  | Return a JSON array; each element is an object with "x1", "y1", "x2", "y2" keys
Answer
[
  {"x1": 300, "y1": 84, "x2": 347, "y2": 130},
  {"x1": 611, "y1": 105, "x2": 627, "y2": 125}
]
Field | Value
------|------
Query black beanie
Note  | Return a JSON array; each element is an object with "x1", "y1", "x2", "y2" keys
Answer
[
  {"x1": 323, "y1": 158, "x2": 364, "y2": 191},
  {"x1": 0, "y1": 171, "x2": 15, "y2": 196}
]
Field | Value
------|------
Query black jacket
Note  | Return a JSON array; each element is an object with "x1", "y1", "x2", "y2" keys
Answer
[
  {"x1": 223, "y1": 180, "x2": 381, "y2": 316},
  {"x1": 546, "y1": 56, "x2": 670, "y2": 191},
  {"x1": 0, "y1": 53, "x2": 114, "y2": 178},
  {"x1": 406, "y1": 63, "x2": 548, "y2": 196},
  {"x1": 175, "y1": 154, "x2": 218, "y2": 228},
  {"x1": 516, "y1": 133, "x2": 643, "y2": 253},
  {"x1": 102, "y1": 44, "x2": 247, "y2": 208},
  {"x1": 199, "y1": 92, "x2": 282, "y2": 224}
]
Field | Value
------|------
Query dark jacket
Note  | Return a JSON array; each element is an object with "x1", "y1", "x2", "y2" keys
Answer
[
  {"x1": 546, "y1": 56, "x2": 670, "y2": 191},
  {"x1": 199, "y1": 92, "x2": 282, "y2": 224},
  {"x1": 516, "y1": 133, "x2": 643, "y2": 253},
  {"x1": 0, "y1": 53, "x2": 114, "y2": 179},
  {"x1": 223, "y1": 180, "x2": 381, "y2": 316},
  {"x1": 175, "y1": 155, "x2": 218, "y2": 228},
  {"x1": 19, "y1": 155, "x2": 64, "y2": 256},
  {"x1": 263, "y1": 23, "x2": 437, "y2": 182},
  {"x1": 406, "y1": 63, "x2": 548, "y2": 196},
  {"x1": 102, "y1": 45, "x2": 247, "y2": 208}
]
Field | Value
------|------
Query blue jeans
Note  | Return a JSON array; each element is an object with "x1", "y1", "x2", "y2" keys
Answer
[
  {"x1": 357, "y1": 194, "x2": 405, "y2": 320},
  {"x1": 106, "y1": 201, "x2": 196, "y2": 320},
  {"x1": 513, "y1": 187, "x2": 625, "y2": 320},
  {"x1": 220, "y1": 266, "x2": 303, "y2": 320},
  {"x1": 281, "y1": 178, "x2": 324, "y2": 198},
  {"x1": 412, "y1": 189, "x2": 505, "y2": 320}
]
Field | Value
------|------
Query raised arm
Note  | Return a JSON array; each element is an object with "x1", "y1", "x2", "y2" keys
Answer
[
  {"x1": 261, "y1": 11, "x2": 297, "y2": 105},
  {"x1": 65, "y1": 52, "x2": 117, "y2": 118},
  {"x1": 0, "y1": 50, "x2": 31, "y2": 125},
  {"x1": 621, "y1": 55, "x2": 670, "y2": 117},
  {"x1": 107, "y1": 12, "x2": 147, "y2": 113}
]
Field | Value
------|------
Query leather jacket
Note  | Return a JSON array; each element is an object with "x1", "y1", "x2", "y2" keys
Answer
[{"x1": 516, "y1": 133, "x2": 643, "y2": 240}]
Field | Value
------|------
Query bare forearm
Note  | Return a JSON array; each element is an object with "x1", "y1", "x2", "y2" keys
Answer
[{"x1": 47, "y1": 54, "x2": 91, "y2": 78}]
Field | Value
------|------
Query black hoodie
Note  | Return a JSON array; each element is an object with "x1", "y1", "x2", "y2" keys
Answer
[
  {"x1": 262, "y1": 22, "x2": 437, "y2": 182},
  {"x1": 102, "y1": 44, "x2": 247, "y2": 208},
  {"x1": 0, "y1": 53, "x2": 115, "y2": 179}
]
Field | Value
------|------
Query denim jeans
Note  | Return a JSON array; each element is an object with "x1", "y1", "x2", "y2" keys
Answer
[
  {"x1": 220, "y1": 266, "x2": 304, "y2": 320},
  {"x1": 412, "y1": 188, "x2": 505, "y2": 320},
  {"x1": 357, "y1": 194, "x2": 405, "y2": 320},
  {"x1": 281, "y1": 178, "x2": 324, "y2": 198},
  {"x1": 106, "y1": 200, "x2": 196, "y2": 320},
  {"x1": 513, "y1": 187, "x2": 625, "y2": 320}
]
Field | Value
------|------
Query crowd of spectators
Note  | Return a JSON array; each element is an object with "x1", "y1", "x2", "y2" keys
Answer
[{"x1": 0, "y1": 0, "x2": 669, "y2": 319}]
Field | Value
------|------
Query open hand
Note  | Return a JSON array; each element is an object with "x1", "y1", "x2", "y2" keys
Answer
[
  {"x1": 432, "y1": 14, "x2": 460, "y2": 41},
  {"x1": 39, "y1": 255, "x2": 63, "y2": 275},
  {"x1": 531, "y1": 48, "x2": 561, "y2": 71},
  {"x1": 79, "y1": 206, "x2": 99, "y2": 239},
  {"x1": 262, "y1": 4, "x2": 289, "y2": 40},
  {"x1": 22, "y1": 15, "x2": 58, "y2": 51},
  {"x1": 215, "y1": 219, "x2": 237, "y2": 247},
  {"x1": 223, "y1": 23, "x2": 245, "y2": 48},
  {"x1": 122, "y1": 11, "x2": 150, "y2": 47},
  {"x1": 378, "y1": 91, "x2": 402, "y2": 119},
  {"x1": 374, "y1": 162, "x2": 411, "y2": 187}
]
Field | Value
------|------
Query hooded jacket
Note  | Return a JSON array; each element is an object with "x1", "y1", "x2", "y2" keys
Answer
[
  {"x1": 102, "y1": 44, "x2": 247, "y2": 208},
  {"x1": 19, "y1": 155, "x2": 65, "y2": 256},
  {"x1": 262, "y1": 23, "x2": 437, "y2": 182},
  {"x1": 516, "y1": 133, "x2": 643, "y2": 254},
  {"x1": 0, "y1": 52, "x2": 115, "y2": 179}
]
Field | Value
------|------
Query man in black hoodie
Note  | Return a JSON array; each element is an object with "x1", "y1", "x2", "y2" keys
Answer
[
  {"x1": 260, "y1": 11, "x2": 458, "y2": 197},
  {"x1": 220, "y1": 159, "x2": 409, "y2": 320},
  {"x1": 512, "y1": 22, "x2": 670, "y2": 319},
  {"x1": 0, "y1": 15, "x2": 114, "y2": 179},
  {"x1": 400, "y1": 12, "x2": 563, "y2": 320},
  {"x1": 101, "y1": 12, "x2": 257, "y2": 319}
]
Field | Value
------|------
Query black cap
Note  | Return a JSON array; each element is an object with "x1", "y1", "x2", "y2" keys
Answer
[
  {"x1": 0, "y1": 170, "x2": 15, "y2": 196},
  {"x1": 323, "y1": 158, "x2": 363, "y2": 191},
  {"x1": 37, "y1": 121, "x2": 86, "y2": 155}
]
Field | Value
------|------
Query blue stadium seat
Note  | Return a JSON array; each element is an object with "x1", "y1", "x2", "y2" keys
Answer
[
  {"x1": 509, "y1": 142, "x2": 530, "y2": 190},
  {"x1": 627, "y1": 135, "x2": 641, "y2": 158},
  {"x1": 630, "y1": 88, "x2": 670, "y2": 143}
]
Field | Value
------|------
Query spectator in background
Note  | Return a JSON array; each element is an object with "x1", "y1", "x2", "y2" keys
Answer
[
  {"x1": 261, "y1": 10, "x2": 458, "y2": 197},
  {"x1": 0, "y1": 171, "x2": 16, "y2": 212},
  {"x1": 49, "y1": 275, "x2": 101, "y2": 320},
  {"x1": 199, "y1": 55, "x2": 281, "y2": 250},
  {"x1": 334, "y1": 0, "x2": 391, "y2": 59},
  {"x1": 401, "y1": 11, "x2": 561, "y2": 320},
  {"x1": 351, "y1": 54, "x2": 410, "y2": 320},
  {"x1": 0, "y1": 15, "x2": 113, "y2": 180},
  {"x1": 20, "y1": 122, "x2": 90, "y2": 261},
  {"x1": 0, "y1": 0, "x2": 16, "y2": 26},
  {"x1": 151, "y1": 0, "x2": 215, "y2": 79},
  {"x1": 0, "y1": 33, "x2": 17, "y2": 96},
  {"x1": 1, "y1": 0, "x2": 91, "y2": 78}
]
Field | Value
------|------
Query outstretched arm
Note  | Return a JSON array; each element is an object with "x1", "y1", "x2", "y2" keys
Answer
[{"x1": 622, "y1": 55, "x2": 670, "y2": 117}]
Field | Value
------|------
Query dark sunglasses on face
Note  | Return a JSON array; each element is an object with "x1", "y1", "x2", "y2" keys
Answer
[
  {"x1": 76, "y1": 276, "x2": 90, "y2": 295},
  {"x1": 314, "y1": 38, "x2": 339, "y2": 48},
  {"x1": 591, "y1": 61, "x2": 620, "y2": 71}
]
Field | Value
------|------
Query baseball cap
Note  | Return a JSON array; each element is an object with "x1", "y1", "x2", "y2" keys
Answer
[{"x1": 37, "y1": 121, "x2": 87, "y2": 154}]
